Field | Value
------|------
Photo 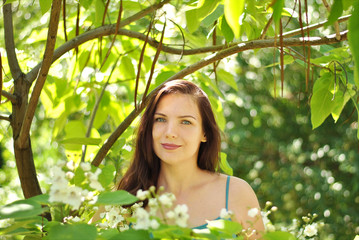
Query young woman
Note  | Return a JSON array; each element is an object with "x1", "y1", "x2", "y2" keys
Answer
[{"x1": 116, "y1": 80, "x2": 265, "y2": 238}]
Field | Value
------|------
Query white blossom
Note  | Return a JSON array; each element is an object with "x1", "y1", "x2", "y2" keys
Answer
[
  {"x1": 86, "y1": 168, "x2": 104, "y2": 191},
  {"x1": 136, "y1": 189, "x2": 149, "y2": 201},
  {"x1": 119, "y1": 224, "x2": 129, "y2": 232},
  {"x1": 158, "y1": 194, "x2": 174, "y2": 208},
  {"x1": 132, "y1": 208, "x2": 151, "y2": 230},
  {"x1": 104, "y1": 206, "x2": 125, "y2": 228},
  {"x1": 173, "y1": 204, "x2": 189, "y2": 228},
  {"x1": 49, "y1": 184, "x2": 69, "y2": 204},
  {"x1": 66, "y1": 186, "x2": 84, "y2": 209},
  {"x1": 150, "y1": 219, "x2": 160, "y2": 229},
  {"x1": 66, "y1": 160, "x2": 76, "y2": 171},
  {"x1": 80, "y1": 162, "x2": 92, "y2": 172},
  {"x1": 248, "y1": 208, "x2": 259, "y2": 218},
  {"x1": 65, "y1": 171, "x2": 75, "y2": 180},
  {"x1": 304, "y1": 223, "x2": 318, "y2": 237},
  {"x1": 219, "y1": 208, "x2": 233, "y2": 219},
  {"x1": 166, "y1": 210, "x2": 176, "y2": 219}
]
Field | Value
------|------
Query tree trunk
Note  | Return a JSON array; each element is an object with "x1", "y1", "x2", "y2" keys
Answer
[{"x1": 11, "y1": 75, "x2": 42, "y2": 199}]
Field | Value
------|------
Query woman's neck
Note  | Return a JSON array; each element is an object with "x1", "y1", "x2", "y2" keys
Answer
[{"x1": 157, "y1": 162, "x2": 206, "y2": 196}]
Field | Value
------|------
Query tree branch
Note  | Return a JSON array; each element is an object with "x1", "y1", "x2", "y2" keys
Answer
[
  {"x1": 119, "y1": 0, "x2": 170, "y2": 27},
  {"x1": 3, "y1": 1, "x2": 23, "y2": 81},
  {"x1": 17, "y1": 0, "x2": 62, "y2": 149},
  {"x1": 283, "y1": 15, "x2": 350, "y2": 38},
  {"x1": 27, "y1": 19, "x2": 349, "y2": 85},
  {"x1": 0, "y1": 115, "x2": 10, "y2": 122},
  {"x1": 1, "y1": 90, "x2": 17, "y2": 103},
  {"x1": 91, "y1": 30, "x2": 348, "y2": 166}
]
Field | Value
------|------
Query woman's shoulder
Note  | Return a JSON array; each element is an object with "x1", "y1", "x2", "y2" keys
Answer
[{"x1": 224, "y1": 175, "x2": 258, "y2": 203}]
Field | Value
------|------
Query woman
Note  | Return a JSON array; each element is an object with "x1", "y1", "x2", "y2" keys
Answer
[{"x1": 117, "y1": 80, "x2": 264, "y2": 237}]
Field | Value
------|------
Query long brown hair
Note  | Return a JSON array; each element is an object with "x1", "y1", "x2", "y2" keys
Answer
[{"x1": 117, "y1": 80, "x2": 221, "y2": 195}]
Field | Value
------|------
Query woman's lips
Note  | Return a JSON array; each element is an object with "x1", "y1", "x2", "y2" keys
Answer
[{"x1": 161, "y1": 143, "x2": 181, "y2": 150}]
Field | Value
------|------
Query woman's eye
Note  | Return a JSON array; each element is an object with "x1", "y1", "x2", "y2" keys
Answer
[
  {"x1": 182, "y1": 120, "x2": 191, "y2": 125},
  {"x1": 155, "y1": 117, "x2": 166, "y2": 122}
]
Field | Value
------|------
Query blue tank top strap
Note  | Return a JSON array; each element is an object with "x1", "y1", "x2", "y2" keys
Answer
[{"x1": 225, "y1": 175, "x2": 230, "y2": 210}]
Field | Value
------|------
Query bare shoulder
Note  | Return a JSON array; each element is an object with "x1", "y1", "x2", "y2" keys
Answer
[{"x1": 228, "y1": 175, "x2": 257, "y2": 201}]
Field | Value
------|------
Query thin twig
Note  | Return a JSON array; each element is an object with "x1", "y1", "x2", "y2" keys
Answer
[
  {"x1": 100, "y1": 0, "x2": 123, "y2": 70},
  {"x1": 17, "y1": 0, "x2": 62, "y2": 149},
  {"x1": 134, "y1": 19, "x2": 154, "y2": 109},
  {"x1": 141, "y1": 20, "x2": 166, "y2": 105},
  {"x1": 260, "y1": 15, "x2": 273, "y2": 39},
  {"x1": 282, "y1": 15, "x2": 350, "y2": 38},
  {"x1": 0, "y1": 115, "x2": 10, "y2": 122},
  {"x1": 279, "y1": 19, "x2": 284, "y2": 97},
  {"x1": 1, "y1": 90, "x2": 17, "y2": 104},
  {"x1": 305, "y1": 0, "x2": 311, "y2": 92},
  {"x1": 62, "y1": 0, "x2": 68, "y2": 42},
  {"x1": 75, "y1": 2, "x2": 80, "y2": 54},
  {"x1": 0, "y1": 52, "x2": 2, "y2": 103}
]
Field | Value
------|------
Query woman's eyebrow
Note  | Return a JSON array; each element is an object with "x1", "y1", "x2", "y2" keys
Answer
[
  {"x1": 155, "y1": 112, "x2": 197, "y2": 120},
  {"x1": 154, "y1": 112, "x2": 166, "y2": 116},
  {"x1": 179, "y1": 115, "x2": 197, "y2": 120}
]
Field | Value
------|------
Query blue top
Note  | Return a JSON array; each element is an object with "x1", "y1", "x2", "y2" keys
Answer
[{"x1": 192, "y1": 175, "x2": 231, "y2": 229}]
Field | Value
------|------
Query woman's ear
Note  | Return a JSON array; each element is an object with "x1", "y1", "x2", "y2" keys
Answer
[{"x1": 201, "y1": 133, "x2": 207, "y2": 142}]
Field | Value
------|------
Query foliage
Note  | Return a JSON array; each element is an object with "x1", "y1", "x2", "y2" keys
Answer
[
  {"x1": 1, "y1": 0, "x2": 359, "y2": 239},
  {"x1": 0, "y1": 161, "x2": 323, "y2": 240}
]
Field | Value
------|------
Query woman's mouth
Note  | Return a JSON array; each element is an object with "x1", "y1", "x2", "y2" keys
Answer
[{"x1": 161, "y1": 143, "x2": 181, "y2": 150}]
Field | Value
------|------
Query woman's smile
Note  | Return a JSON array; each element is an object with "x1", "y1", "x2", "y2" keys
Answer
[{"x1": 161, "y1": 143, "x2": 182, "y2": 150}]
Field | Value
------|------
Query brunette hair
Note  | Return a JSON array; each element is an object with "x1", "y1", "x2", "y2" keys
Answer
[{"x1": 117, "y1": 80, "x2": 221, "y2": 195}]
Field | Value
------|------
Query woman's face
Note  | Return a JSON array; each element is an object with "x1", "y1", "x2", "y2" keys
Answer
[{"x1": 152, "y1": 93, "x2": 207, "y2": 167}]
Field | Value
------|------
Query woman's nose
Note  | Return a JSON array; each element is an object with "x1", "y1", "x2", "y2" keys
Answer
[{"x1": 165, "y1": 122, "x2": 177, "y2": 139}]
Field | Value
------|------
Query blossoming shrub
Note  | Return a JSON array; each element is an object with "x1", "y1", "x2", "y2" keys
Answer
[{"x1": 0, "y1": 160, "x2": 329, "y2": 239}]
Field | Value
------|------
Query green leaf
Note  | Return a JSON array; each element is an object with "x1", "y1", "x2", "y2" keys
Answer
[
  {"x1": 0, "y1": 200, "x2": 45, "y2": 220},
  {"x1": 186, "y1": 0, "x2": 221, "y2": 32},
  {"x1": 112, "y1": 229, "x2": 151, "y2": 239},
  {"x1": 119, "y1": 56, "x2": 135, "y2": 80},
  {"x1": 207, "y1": 219, "x2": 242, "y2": 237},
  {"x1": 39, "y1": 0, "x2": 52, "y2": 15},
  {"x1": 96, "y1": 190, "x2": 138, "y2": 205},
  {"x1": 217, "y1": 69, "x2": 238, "y2": 91},
  {"x1": 202, "y1": 4, "x2": 224, "y2": 27},
  {"x1": 219, "y1": 15, "x2": 234, "y2": 42},
  {"x1": 94, "y1": 0, "x2": 105, "y2": 27},
  {"x1": 224, "y1": 0, "x2": 245, "y2": 38},
  {"x1": 47, "y1": 223, "x2": 97, "y2": 240},
  {"x1": 60, "y1": 138, "x2": 101, "y2": 145},
  {"x1": 79, "y1": 0, "x2": 93, "y2": 8},
  {"x1": 331, "y1": 89, "x2": 351, "y2": 122},
  {"x1": 28, "y1": 194, "x2": 50, "y2": 205},
  {"x1": 65, "y1": 121, "x2": 87, "y2": 138},
  {"x1": 310, "y1": 73, "x2": 336, "y2": 129},
  {"x1": 272, "y1": 0, "x2": 285, "y2": 27},
  {"x1": 263, "y1": 231, "x2": 296, "y2": 240},
  {"x1": 348, "y1": 0, "x2": 359, "y2": 88},
  {"x1": 325, "y1": 0, "x2": 343, "y2": 27},
  {"x1": 4, "y1": 0, "x2": 19, "y2": 4},
  {"x1": 98, "y1": 164, "x2": 116, "y2": 189},
  {"x1": 219, "y1": 152, "x2": 233, "y2": 175}
]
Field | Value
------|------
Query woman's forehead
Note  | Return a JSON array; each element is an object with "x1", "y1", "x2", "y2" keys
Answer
[{"x1": 155, "y1": 93, "x2": 200, "y2": 117}]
